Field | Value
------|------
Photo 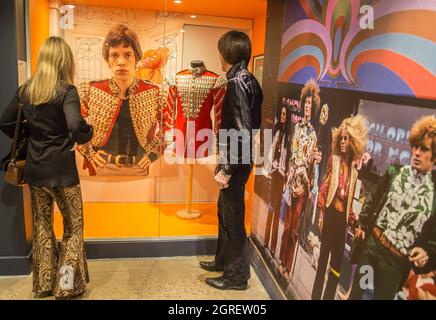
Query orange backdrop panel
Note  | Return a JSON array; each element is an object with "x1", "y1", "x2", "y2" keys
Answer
[
  {"x1": 251, "y1": 9, "x2": 267, "y2": 69},
  {"x1": 53, "y1": 202, "x2": 252, "y2": 238},
  {"x1": 29, "y1": 0, "x2": 49, "y2": 74}
]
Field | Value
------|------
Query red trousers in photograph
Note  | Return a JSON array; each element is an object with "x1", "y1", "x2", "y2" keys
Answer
[{"x1": 279, "y1": 192, "x2": 306, "y2": 272}]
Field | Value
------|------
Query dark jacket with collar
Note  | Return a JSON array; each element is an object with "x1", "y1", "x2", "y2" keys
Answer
[
  {"x1": 414, "y1": 198, "x2": 436, "y2": 273},
  {"x1": 358, "y1": 164, "x2": 436, "y2": 273},
  {"x1": 0, "y1": 82, "x2": 93, "y2": 187},
  {"x1": 217, "y1": 62, "x2": 263, "y2": 179}
]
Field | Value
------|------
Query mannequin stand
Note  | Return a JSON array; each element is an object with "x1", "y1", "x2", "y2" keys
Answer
[{"x1": 176, "y1": 163, "x2": 201, "y2": 219}]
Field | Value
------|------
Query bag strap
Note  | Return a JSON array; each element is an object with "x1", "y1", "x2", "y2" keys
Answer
[{"x1": 10, "y1": 96, "x2": 24, "y2": 162}]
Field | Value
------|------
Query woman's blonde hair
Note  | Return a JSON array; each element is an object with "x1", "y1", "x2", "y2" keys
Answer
[
  {"x1": 24, "y1": 36, "x2": 75, "y2": 105},
  {"x1": 331, "y1": 114, "x2": 368, "y2": 161}
]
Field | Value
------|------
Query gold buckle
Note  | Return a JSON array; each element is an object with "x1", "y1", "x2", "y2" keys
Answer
[{"x1": 114, "y1": 154, "x2": 128, "y2": 167}]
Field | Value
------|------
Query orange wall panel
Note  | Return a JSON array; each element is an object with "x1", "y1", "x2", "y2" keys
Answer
[
  {"x1": 29, "y1": 0, "x2": 50, "y2": 74},
  {"x1": 53, "y1": 202, "x2": 251, "y2": 238},
  {"x1": 68, "y1": 0, "x2": 266, "y2": 20},
  {"x1": 252, "y1": 10, "x2": 267, "y2": 59},
  {"x1": 249, "y1": 10, "x2": 266, "y2": 72},
  {"x1": 54, "y1": 203, "x2": 160, "y2": 238}
]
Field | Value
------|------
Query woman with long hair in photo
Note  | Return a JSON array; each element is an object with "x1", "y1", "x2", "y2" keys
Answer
[
  {"x1": 264, "y1": 103, "x2": 290, "y2": 257},
  {"x1": 311, "y1": 115, "x2": 368, "y2": 300},
  {"x1": 0, "y1": 37, "x2": 93, "y2": 299}
]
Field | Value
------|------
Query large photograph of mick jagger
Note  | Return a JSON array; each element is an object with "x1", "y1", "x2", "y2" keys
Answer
[{"x1": 76, "y1": 24, "x2": 162, "y2": 177}]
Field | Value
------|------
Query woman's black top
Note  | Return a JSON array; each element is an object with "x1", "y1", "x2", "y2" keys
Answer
[{"x1": 0, "y1": 82, "x2": 93, "y2": 187}]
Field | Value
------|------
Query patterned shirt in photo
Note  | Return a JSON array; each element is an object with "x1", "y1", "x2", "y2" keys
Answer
[
  {"x1": 286, "y1": 120, "x2": 317, "y2": 193},
  {"x1": 290, "y1": 121, "x2": 317, "y2": 168},
  {"x1": 376, "y1": 165, "x2": 434, "y2": 256}
]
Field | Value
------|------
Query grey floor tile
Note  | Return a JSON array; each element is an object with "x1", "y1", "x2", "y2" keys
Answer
[
  {"x1": 87, "y1": 258, "x2": 156, "y2": 274},
  {"x1": 0, "y1": 257, "x2": 270, "y2": 300}
]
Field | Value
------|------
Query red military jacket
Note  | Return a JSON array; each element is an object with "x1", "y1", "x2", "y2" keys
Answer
[
  {"x1": 164, "y1": 68, "x2": 226, "y2": 159},
  {"x1": 77, "y1": 78, "x2": 161, "y2": 171}
]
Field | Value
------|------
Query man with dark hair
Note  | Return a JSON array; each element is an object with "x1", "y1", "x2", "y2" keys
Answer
[
  {"x1": 77, "y1": 24, "x2": 161, "y2": 176},
  {"x1": 200, "y1": 30, "x2": 263, "y2": 290},
  {"x1": 217, "y1": 30, "x2": 252, "y2": 66},
  {"x1": 349, "y1": 115, "x2": 436, "y2": 300}
]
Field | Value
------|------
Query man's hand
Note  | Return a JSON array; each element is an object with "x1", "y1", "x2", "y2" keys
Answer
[
  {"x1": 417, "y1": 287, "x2": 436, "y2": 300},
  {"x1": 215, "y1": 170, "x2": 231, "y2": 189},
  {"x1": 313, "y1": 150, "x2": 322, "y2": 164},
  {"x1": 318, "y1": 217, "x2": 324, "y2": 233},
  {"x1": 292, "y1": 184, "x2": 305, "y2": 198},
  {"x1": 138, "y1": 155, "x2": 151, "y2": 169},
  {"x1": 91, "y1": 150, "x2": 108, "y2": 168},
  {"x1": 354, "y1": 225, "x2": 366, "y2": 240},
  {"x1": 409, "y1": 247, "x2": 429, "y2": 268},
  {"x1": 272, "y1": 160, "x2": 278, "y2": 169}
]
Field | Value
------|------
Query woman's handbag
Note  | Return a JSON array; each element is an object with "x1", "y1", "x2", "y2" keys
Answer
[{"x1": 3, "y1": 99, "x2": 27, "y2": 186}]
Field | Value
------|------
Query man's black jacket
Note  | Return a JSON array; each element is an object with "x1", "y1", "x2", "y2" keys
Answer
[{"x1": 217, "y1": 62, "x2": 263, "y2": 180}]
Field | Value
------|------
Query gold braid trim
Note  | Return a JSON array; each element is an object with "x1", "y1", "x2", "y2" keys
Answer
[
  {"x1": 143, "y1": 133, "x2": 162, "y2": 158},
  {"x1": 108, "y1": 78, "x2": 139, "y2": 98},
  {"x1": 176, "y1": 74, "x2": 217, "y2": 120},
  {"x1": 213, "y1": 75, "x2": 227, "y2": 89},
  {"x1": 167, "y1": 74, "x2": 177, "y2": 132},
  {"x1": 86, "y1": 86, "x2": 119, "y2": 147},
  {"x1": 76, "y1": 81, "x2": 93, "y2": 160},
  {"x1": 77, "y1": 81, "x2": 90, "y2": 116},
  {"x1": 129, "y1": 87, "x2": 160, "y2": 148}
]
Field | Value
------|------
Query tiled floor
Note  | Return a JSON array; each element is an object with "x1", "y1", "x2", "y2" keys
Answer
[{"x1": 0, "y1": 256, "x2": 270, "y2": 300}]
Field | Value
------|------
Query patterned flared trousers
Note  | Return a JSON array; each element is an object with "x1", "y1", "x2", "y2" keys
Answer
[{"x1": 30, "y1": 184, "x2": 89, "y2": 298}]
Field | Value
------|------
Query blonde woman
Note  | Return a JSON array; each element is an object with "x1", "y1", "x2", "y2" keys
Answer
[
  {"x1": 0, "y1": 37, "x2": 93, "y2": 299},
  {"x1": 311, "y1": 115, "x2": 368, "y2": 300}
]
